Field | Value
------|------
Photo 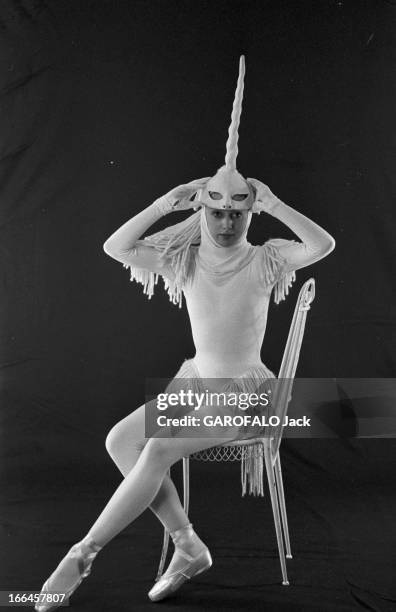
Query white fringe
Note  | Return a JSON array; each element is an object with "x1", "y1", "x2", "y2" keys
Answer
[
  {"x1": 169, "y1": 359, "x2": 276, "y2": 497},
  {"x1": 123, "y1": 238, "x2": 297, "y2": 307},
  {"x1": 122, "y1": 263, "x2": 185, "y2": 308},
  {"x1": 122, "y1": 211, "x2": 201, "y2": 308},
  {"x1": 261, "y1": 239, "x2": 298, "y2": 304},
  {"x1": 241, "y1": 444, "x2": 265, "y2": 497}
]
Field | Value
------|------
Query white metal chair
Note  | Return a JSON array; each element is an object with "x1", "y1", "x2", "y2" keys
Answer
[{"x1": 156, "y1": 278, "x2": 316, "y2": 586}]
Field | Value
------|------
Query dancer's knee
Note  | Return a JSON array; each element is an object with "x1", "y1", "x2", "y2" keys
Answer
[
  {"x1": 142, "y1": 438, "x2": 181, "y2": 468},
  {"x1": 105, "y1": 422, "x2": 122, "y2": 457},
  {"x1": 105, "y1": 419, "x2": 146, "y2": 459}
]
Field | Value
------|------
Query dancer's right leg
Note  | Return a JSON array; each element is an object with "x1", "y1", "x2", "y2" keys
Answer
[{"x1": 105, "y1": 402, "x2": 192, "y2": 535}]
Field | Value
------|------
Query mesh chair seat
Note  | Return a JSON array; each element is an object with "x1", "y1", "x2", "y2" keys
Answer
[
  {"x1": 192, "y1": 438, "x2": 267, "y2": 496},
  {"x1": 191, "y1": 437, "x2": 264, "y2": 462}
]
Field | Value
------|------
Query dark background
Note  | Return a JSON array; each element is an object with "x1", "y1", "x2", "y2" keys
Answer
[{"x1": 0, "y1": 1, "x2": 395, "y2": 610}]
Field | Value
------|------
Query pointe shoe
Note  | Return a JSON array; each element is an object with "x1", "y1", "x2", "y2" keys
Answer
[
  {"x1": 148, "y1": 523, "x2": 212, "y2": 602},
  {"x1": 34, "y1": 536, "x2": 102, "y2": 612},
  {"x1": 148, "y1": 547, "x2": 212, "y2": 602}
]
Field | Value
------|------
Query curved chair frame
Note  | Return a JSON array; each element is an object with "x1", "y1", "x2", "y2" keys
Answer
[{"x1": 156, "y1": 277, "x2": 316, "y2": 586}]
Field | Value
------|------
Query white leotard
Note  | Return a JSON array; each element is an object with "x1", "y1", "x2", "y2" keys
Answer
[
  {"x1": 184, "y1": 245, "x2": 273, "y2": 379},
  {"x1": 104, "y1": 196, "x2": 335, "y2": 384}
]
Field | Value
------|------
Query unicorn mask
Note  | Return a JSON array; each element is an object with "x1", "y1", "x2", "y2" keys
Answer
[
  {"x1": 123, "y1": 54, "x2": 298, "y2": 309},
  {"x1": 197, "y1": 56, "x2": 255, "y2": 211}
]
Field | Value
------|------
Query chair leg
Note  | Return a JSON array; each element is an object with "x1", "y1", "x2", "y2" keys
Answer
[
  {"x1": 274, "y1": 454, "x2": 292, "y2": 559},
  {"x1": 156, "y1": 468, "x2": 171, "y2": 580},
  {"x1": 183, "y1": 457, "x2": 190, "y2": 515},
  {"x1": 263, "y1": 443, "x2": 289, "y2": 586}
]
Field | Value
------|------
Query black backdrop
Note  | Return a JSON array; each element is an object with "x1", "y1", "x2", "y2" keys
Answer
[{"x1": 0, "y1": 1, "x2": 395, "y2": 611}]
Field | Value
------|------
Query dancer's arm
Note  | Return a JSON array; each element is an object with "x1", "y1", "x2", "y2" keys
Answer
[
  {"x1": 247, "y1": 178, "x2": 336, "y2": 273},
  {"x1": 103, "y1": 178, "x2": 209, "y2": 278},
  {"x1": 103, "y1": 199, "x2": 174, "y2": 278}
]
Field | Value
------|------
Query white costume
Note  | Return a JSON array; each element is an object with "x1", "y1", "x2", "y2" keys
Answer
[{"x1": 34, "y1": 55, "x2": 335, "y2": 610}]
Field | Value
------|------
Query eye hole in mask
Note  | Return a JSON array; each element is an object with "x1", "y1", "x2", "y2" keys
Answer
[
  {"x1": 208, "y1": 191, "x2": 249, "y2": 201},
  {"x1": 208, "y1": 191, "x2": 223, "y2": 200}
]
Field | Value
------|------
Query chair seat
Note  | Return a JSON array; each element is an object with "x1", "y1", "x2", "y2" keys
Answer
[{"x1": 191, "y1": 437, "x2": 265, "y2": 462}]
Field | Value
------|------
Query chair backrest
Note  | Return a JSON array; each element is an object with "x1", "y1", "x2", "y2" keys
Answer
[{"x1": 270, "y1": 277, "x2": 316, "y2": 457}]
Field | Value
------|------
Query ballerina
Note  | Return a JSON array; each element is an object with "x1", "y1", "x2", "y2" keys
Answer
[{"x1": 34, "y1": 55, "x2": 335, "y2": 610}]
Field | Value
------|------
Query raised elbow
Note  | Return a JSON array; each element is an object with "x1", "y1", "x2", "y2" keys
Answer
[
  {"x1": 103, "y1": 241, "x2": 137, "y2": 264},
  {"x1": 103, "y1": 240, "x2": 123, "y2": 259},
  {"x1": 311, "y1": 237, "x2": 335, "y2": 263},
  {"x1": 103, "y1": 241, "x2": 113, "y2": 256},
  {"x1": 325, "y1": 236, "x2": 336, "y2": 254}
]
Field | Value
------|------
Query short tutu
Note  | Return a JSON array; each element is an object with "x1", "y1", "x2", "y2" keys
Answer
[{"x1": 164, "y1": 358, "x2": 277, "y2": 440}]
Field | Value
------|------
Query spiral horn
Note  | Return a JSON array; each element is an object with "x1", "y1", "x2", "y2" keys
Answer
[{"x1": 224, "y1": 55, "x2": 245, "y2": 171}]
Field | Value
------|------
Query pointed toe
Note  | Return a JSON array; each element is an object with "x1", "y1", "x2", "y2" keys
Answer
[{"x1": 148, "y1": 577, "x2": 173, "y2": 602}]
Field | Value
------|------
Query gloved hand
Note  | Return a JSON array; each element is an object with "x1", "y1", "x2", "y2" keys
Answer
[
  {"x1": 156, "y1": 178, "x2": 211, "y2": 215},
  {"x1": 246, "y1": 177, "x2": 281, "y2": 215}
]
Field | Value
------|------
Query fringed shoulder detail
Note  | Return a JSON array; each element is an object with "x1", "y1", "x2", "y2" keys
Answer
[
  {"x1": 122, "y1": 242, "x2": 198, "y2": 309},
  {"x1": 122, "y1": 250, "x2": 160, "y2": 302},
  {"x1": 122, "y1": 210, "x2": 201, "y2": 308},
  {"x1": 259, "y1": 238, "x2": 299, "y2": 305}
]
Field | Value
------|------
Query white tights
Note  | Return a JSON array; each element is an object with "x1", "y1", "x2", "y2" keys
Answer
[
  {"x1": 103, "y1": 403, "x2": 189, "y2": 536},
  {"x1": 85, "y1": 402, "x2": 238, "y2": 548}
]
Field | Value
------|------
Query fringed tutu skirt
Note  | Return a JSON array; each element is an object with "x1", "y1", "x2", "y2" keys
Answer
[{"x1": 164, "y1": 358, "x2": 277, "y2": 441}]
